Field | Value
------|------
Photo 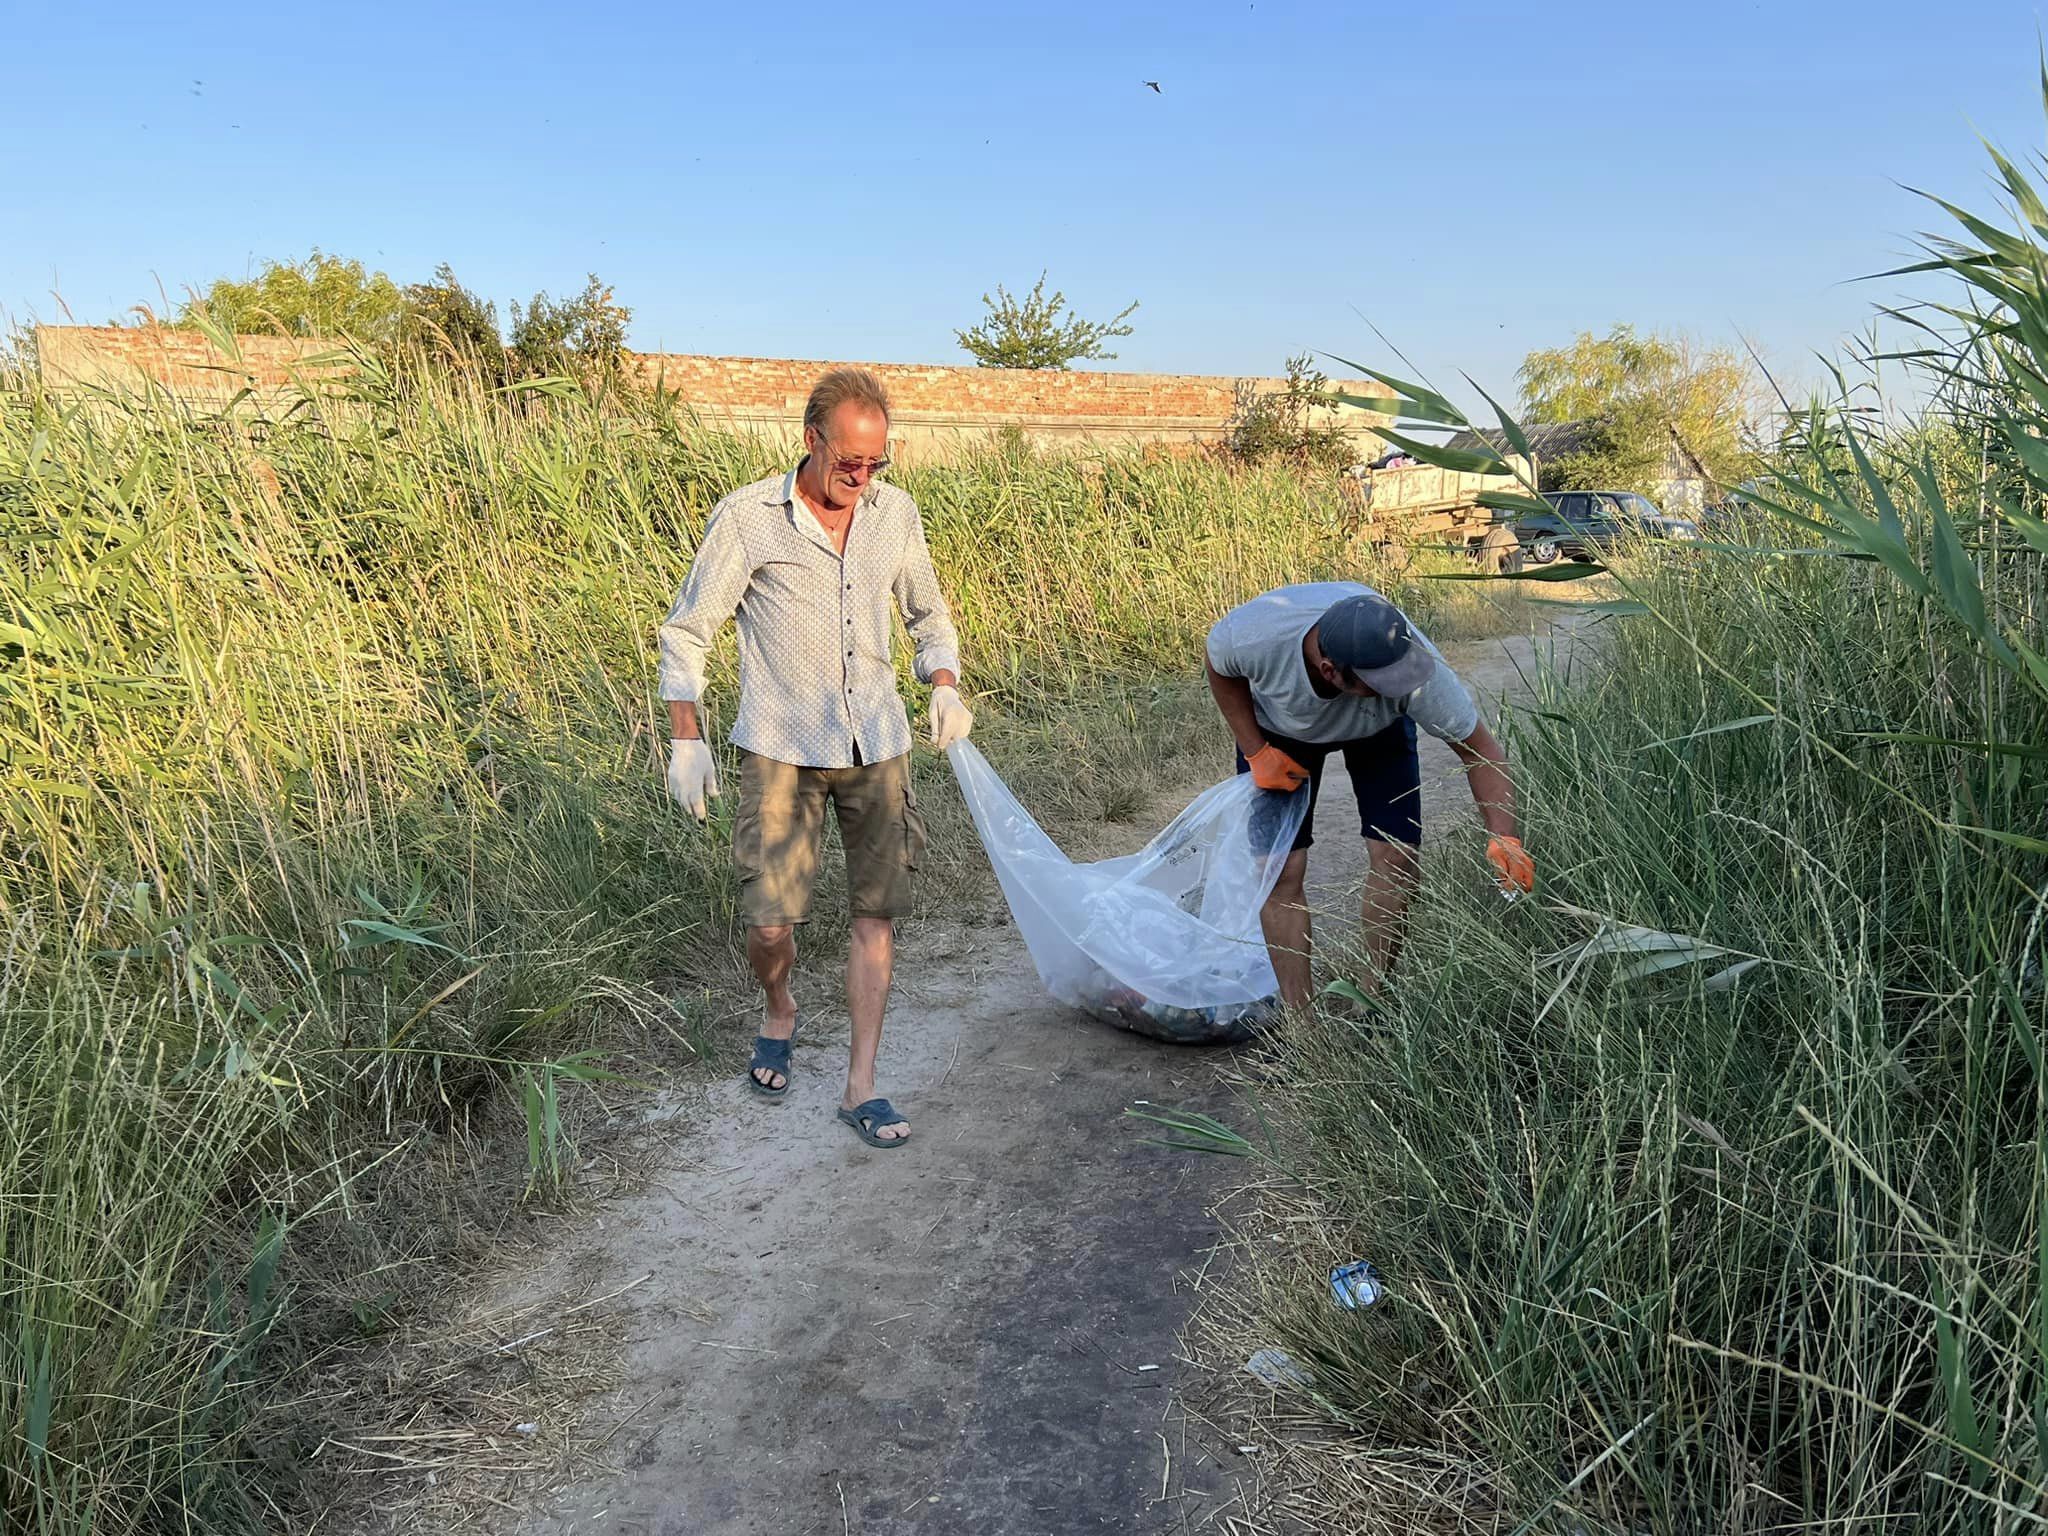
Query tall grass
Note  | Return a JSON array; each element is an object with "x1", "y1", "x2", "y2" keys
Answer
[
  {"x1": 1238, "y1": 94, "x2": 2048, "y2": 1533},
  {"x1": 0, "y1": 353, "x2": 1414, "y2": 1530}
]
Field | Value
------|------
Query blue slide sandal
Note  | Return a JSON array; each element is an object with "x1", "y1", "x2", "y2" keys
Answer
[
  {"x1": 747, "y1": 1035, "x2": 793, "y2": 1100},
  {"x1": 836, "y1": 1097, "x2": 910, "y2": 1148}
]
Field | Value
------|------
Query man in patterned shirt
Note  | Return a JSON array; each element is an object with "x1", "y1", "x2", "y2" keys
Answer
[{"x1": 658, "y1": 367, "x2": 972, "y2": 1149}]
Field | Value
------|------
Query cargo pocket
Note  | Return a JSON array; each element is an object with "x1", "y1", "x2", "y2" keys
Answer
[
  {"x1": 732, "y1": 758, "x2": 765, "y2": 887},
  {"x1": 902, "y1": 781, "x2": 927, "y2": 872}
]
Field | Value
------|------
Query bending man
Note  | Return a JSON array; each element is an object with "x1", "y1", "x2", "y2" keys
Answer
[{"x1": 1205, "y1": 582, "x2": 1531, "y2": 1005}]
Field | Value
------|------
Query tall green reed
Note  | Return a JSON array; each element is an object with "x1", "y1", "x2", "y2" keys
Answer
[{"x1": 1239, "y1": 86, "x2": 2048, "y2": 1535}]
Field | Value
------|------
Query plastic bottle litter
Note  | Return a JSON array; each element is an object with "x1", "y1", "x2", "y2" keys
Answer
[
  {"x1": 1329, "y1": 1259, "x2": 1386, "y2": 1310},
  {"x1": 948, "y1": 742, "x2": 1307, "y2": 1045},
  {"x1": 1244, "y1": 1347, "x2": 1313, "y2": 1389}
]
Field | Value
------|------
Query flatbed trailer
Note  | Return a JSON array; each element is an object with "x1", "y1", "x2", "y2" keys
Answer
[{"x1": 1337, "y1": 459, "x2": 1532, "y2": 573}]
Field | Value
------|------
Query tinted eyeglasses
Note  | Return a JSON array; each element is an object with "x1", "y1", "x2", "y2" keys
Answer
[{"x1": 817, "y1": 436, "x2": 891, "y2": 478}]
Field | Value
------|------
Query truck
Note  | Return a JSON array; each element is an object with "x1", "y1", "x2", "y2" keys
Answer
[{"x1": 1336, "y1": 457, "x2": 1534, "y2": 574}]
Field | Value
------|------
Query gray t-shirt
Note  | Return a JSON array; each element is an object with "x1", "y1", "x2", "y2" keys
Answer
[{"x1": 1205, "y1": 582, "x2": 1479, "y2": 746}]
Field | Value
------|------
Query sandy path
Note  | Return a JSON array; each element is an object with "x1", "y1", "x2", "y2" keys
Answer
[{"x1": 499, "y1": 625, "x2": 1574, "y2": 1536}]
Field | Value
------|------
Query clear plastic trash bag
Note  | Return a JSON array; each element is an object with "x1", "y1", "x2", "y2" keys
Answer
[{"x1": 946, "y1": 742, "x2": 1308, "y2": 1044}]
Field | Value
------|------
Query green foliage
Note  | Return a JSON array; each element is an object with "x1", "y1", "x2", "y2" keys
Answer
[
  {"x1": 508, "y1": 273, "x2": 631, "y2": 382},
  {"x1": 178, "y1": 249, "x2": 406, "y2": 343},
  {"x1": 175, "y1": 256, "x2": 639, "y2": 390},
  {"x1": 397, "y1": 263, "x2": 504, "y2": 376},
  {"x1": 1518, "y1": 323, "x2": 1757, "y2": 495},
  {"x1": 1239, "y1": 91, "x2": 2048, "y2": 1533},
  {"x1": 954, "y1": 271, "x2": 1138, "y2": 369},
  {"x1": 1222, "y1": 353, "x2": 1354, "y2": 469}
]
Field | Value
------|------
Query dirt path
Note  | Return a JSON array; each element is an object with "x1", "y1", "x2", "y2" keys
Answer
[{"x1": 497, "y1": 626, "x2": 1576, "y2": 1536}]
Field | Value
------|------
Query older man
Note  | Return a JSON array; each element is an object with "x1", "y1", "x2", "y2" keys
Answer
[
  {"x1": 659, "y1": 367, "x2": 972, "y2": 1149},
  {"x1": 1206, "y1": 582, "x2": 1533, "y2": 1005}
]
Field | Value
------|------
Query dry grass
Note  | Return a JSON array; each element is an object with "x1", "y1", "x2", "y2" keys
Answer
[
  {"x1": 299, "y1": 1271, "x2": 637, "y2": 1532},
  {"x1": 1176, "y1": 1105, "x2": 1510, "y2": 1536}
]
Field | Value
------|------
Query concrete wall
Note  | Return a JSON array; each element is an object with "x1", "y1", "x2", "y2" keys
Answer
[{"x1": 33, "y1": 326, "x2": 1383, "y2": 461}]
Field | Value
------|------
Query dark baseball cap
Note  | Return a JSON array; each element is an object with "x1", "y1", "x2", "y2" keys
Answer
[{"x1": 1317, "y1": 593, "x2": 1434, "y2": 697}]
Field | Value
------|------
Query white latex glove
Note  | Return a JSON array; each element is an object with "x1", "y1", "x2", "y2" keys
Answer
[
  {"x1": 929, "y1": 685, "x2": 974, "y2": 750},
  {"x1": 665, "y1": 738, "x2": 718, "y2": 820}
]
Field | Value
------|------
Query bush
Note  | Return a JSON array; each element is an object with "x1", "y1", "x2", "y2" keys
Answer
[
  {"x1": 178, "y1": 250, "x2": 406, "y2": 344},
  {"x1": 397, "y1": 263, "x2": 505, "y2": 377},
  {"x1": 1223, "y1": 354, "x2": 1354, "y2": 470},
  {"x1": 508, "y1": 274, "x2": 631, "y2": 383}
]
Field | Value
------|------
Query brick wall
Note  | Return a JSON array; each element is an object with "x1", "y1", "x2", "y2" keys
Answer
[
  {"x1": 33, "y1": 326, "x2": 1382, "y2": 459},
  {"x1": 34, "y1": 325, "x2": 354, "y2": 407},
  {"x1": 629, "y1": 351, "x2": 1377, "y2": 457}
]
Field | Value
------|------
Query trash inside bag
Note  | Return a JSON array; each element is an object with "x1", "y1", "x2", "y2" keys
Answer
[{"x1": 947, "y1": 742, "x2": 1308, "y2": 1044}]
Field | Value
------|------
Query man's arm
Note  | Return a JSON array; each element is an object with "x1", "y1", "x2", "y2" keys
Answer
[
  {"x1": 1206, "y1": 663, "x2": 1268, "y2": 759},
  {"x1": 1447, "y1": 720, "x2": 1518, "y2": 838},
  {"x1": 892, "y1": 507, "x2": 962, "y2": 688},
  {"x1": 1210, "y1": 662, "x2": 1309, "y2": 793},
  {"x1": 658, "y1": 507, "x2": 752, "y2": 739}
]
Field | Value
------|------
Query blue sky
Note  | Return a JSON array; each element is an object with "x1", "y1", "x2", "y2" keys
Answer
[{"x1": 3, "y1": 0, "x2": 2041, "y2": 404}]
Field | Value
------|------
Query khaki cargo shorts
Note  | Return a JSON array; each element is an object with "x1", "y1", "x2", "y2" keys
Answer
[{"x1": 733, "y1": 751, "x2": 927, "y2": 927}]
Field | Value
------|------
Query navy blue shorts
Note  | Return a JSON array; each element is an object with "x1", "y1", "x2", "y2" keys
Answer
[{"x1": 1236, "y1": 719, "x2": 1422, "y2": 853}]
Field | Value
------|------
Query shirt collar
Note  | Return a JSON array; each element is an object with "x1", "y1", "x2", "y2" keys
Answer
[{"x1": 779, "y1": 458, "x2": 880, "y2": 514}]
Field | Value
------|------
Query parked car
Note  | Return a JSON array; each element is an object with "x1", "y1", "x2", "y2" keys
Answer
[{"x1": 1513, "y1": 490, "x2": 1702, "y2": 564}]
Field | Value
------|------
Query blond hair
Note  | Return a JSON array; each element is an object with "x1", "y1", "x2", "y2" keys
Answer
[{"x1": 803, "y1": 366, "x2": 892, "y2": 436}]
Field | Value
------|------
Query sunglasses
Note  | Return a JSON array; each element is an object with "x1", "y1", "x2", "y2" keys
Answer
[{"x1": 816, "y1": 434, "x2": 891, "y2": 478}]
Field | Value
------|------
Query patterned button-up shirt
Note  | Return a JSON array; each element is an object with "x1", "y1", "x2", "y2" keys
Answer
[{"x1": 658, "y1": 465, "x2": 962, "y2": 769}]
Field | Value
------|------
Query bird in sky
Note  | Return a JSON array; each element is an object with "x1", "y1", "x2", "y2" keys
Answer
[{"x1": 1143, "y1": 81, "x2": 1161, "y2": 93}]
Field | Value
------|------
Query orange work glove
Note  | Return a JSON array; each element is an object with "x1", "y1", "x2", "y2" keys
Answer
[
  {"x1": 1248, "y1": 743, "x2": 1310, "y2": 793},
  {"x1": 1486, "y1": 834, "x2": 1535, "y2": 897}
]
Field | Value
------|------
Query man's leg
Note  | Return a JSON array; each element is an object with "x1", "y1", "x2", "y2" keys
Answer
[
  {"x1": 844, "y1": 916, "x2": 899, "y2": 1136},
  {"x1": 1358, "y1": 837, "x2": 1421, "y2": 991},
  {"x1": 1345, "y1": 720, "x2": 1424, "y2": 996},
  {"x1": 832, "y1": 756, "x2": 924, "y2": 1141},
  {"x1": 1236, "y1": 731, "x2": 1324, "y2": 1010},
  {"x1": 735, "y1": 754, "x2": 824, "y2": 1092},
  {"x1": 746, "y1": 925, "x2": 799, "y2": 1088},
  {"x1": 1261, "y1": 848, "x2": 1314, "y2": 1008}
]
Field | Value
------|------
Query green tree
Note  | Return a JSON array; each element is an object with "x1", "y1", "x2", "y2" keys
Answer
[
  {"x1": 507, "y1": 274, "x2": 631, "y2": 381},
  {"x1": 1517, "y1": 324, "x2": 1756, "y2": 494},
  {"x1": 179, "y1": 250, "x2": 406, "y2": 342},
  {"x1": 398, "y1": 264, "x2": 504, "y2": 375},
  {"x1": 955, "y1": 272, "x2": 1138, "y2": 369}
]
